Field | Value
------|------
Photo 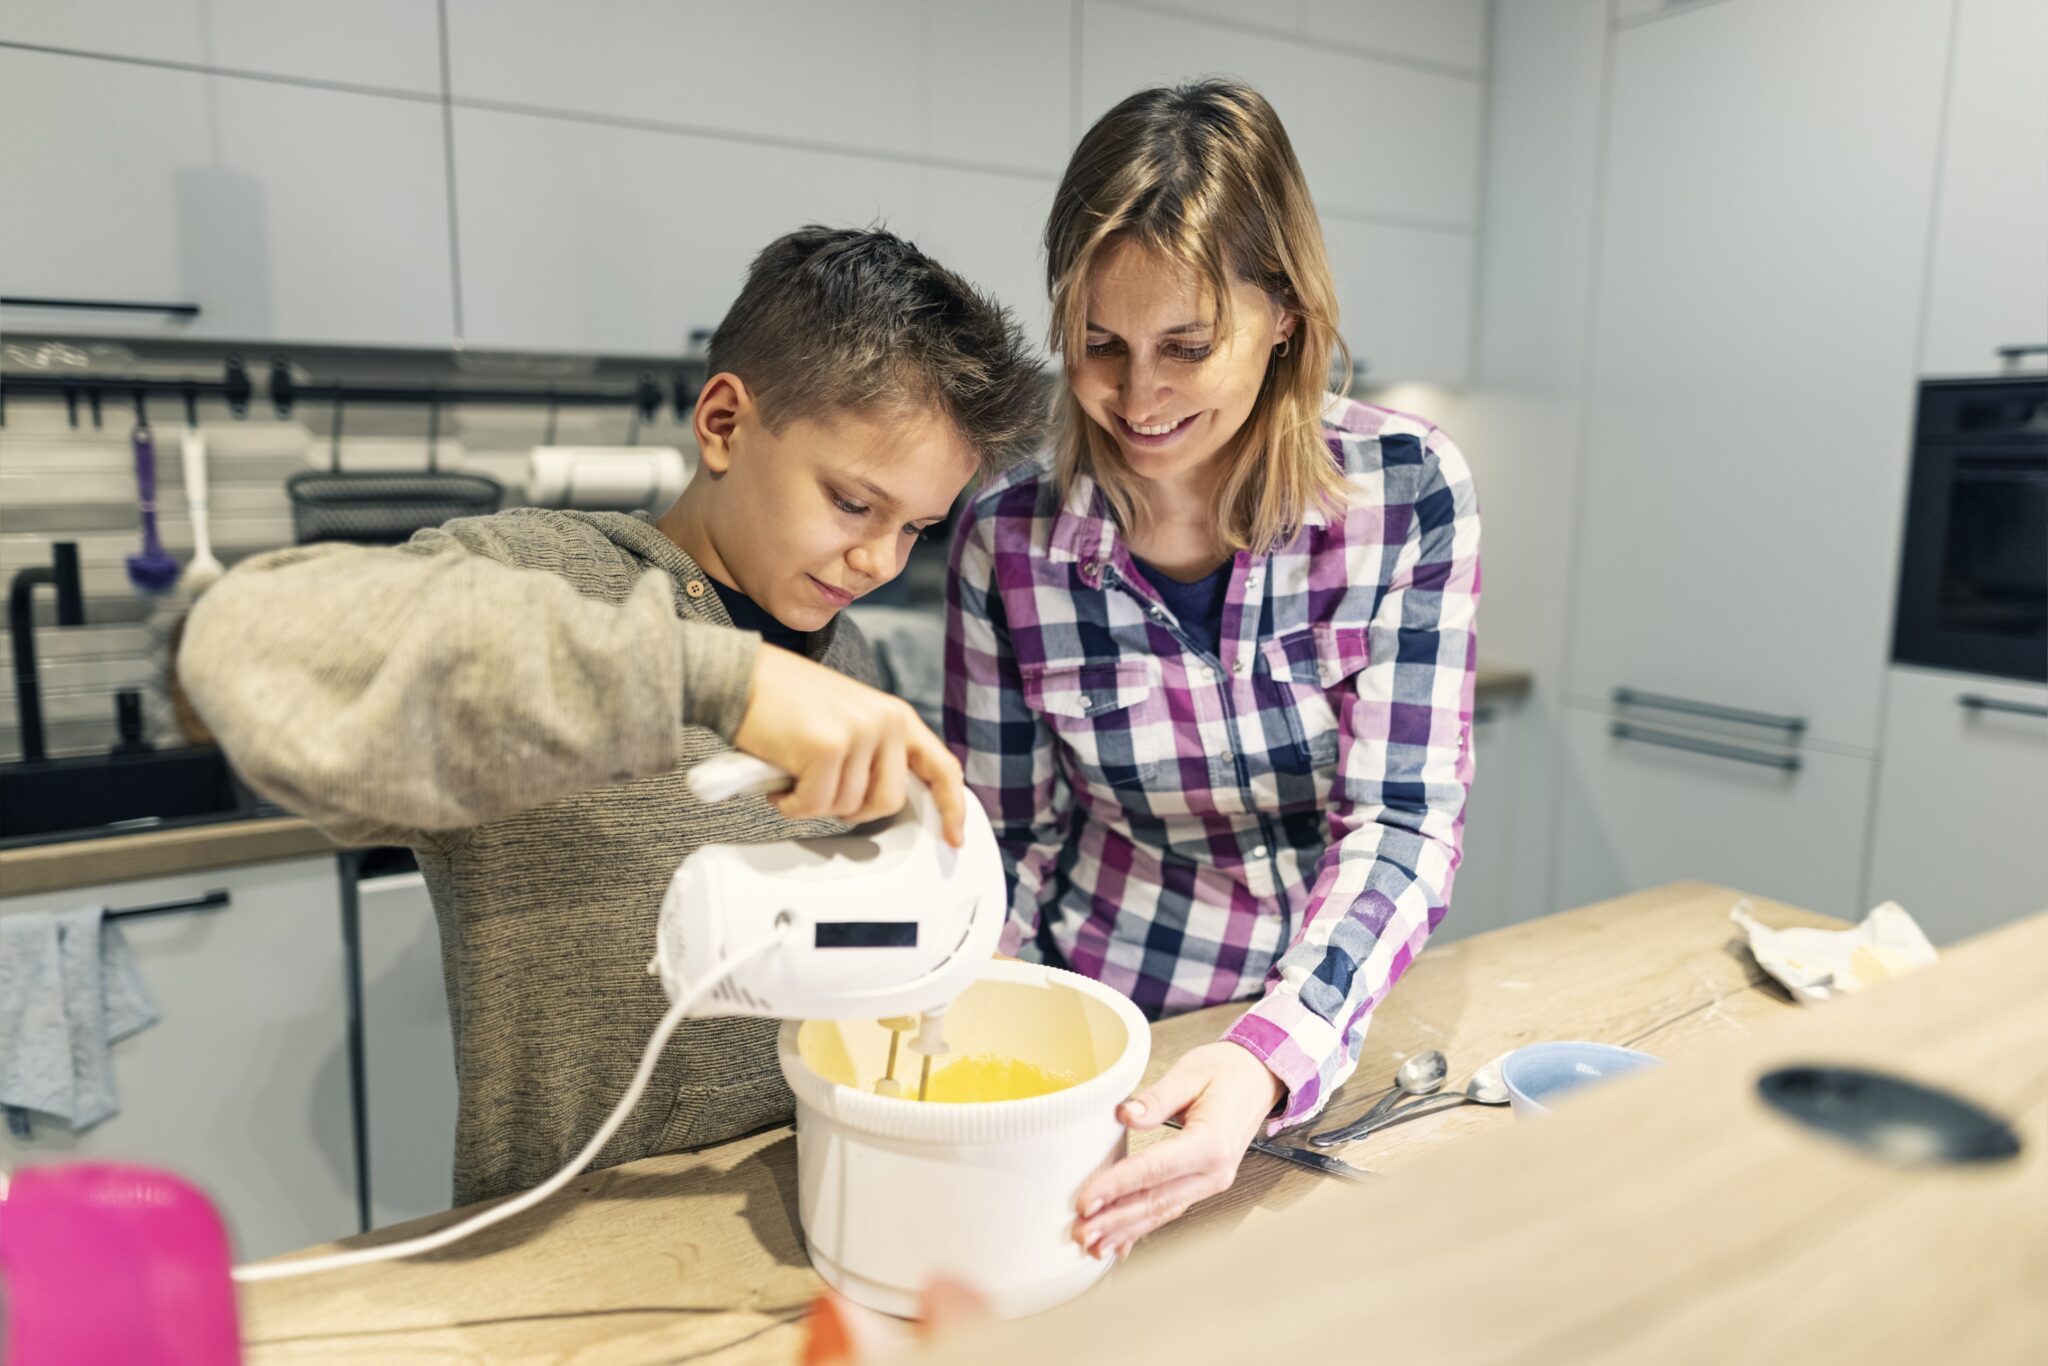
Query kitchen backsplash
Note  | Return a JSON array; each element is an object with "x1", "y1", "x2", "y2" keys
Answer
[{"x1": 1, "y1": 376, "x2": 704, "y2": 761}]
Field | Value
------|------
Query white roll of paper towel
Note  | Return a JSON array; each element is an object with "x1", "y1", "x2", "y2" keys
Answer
[{"x1": 528, "y1": 447, "x2": 690, "y2": 514}]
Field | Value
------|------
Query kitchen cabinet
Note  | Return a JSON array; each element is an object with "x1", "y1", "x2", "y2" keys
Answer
[
  {"x1": 1920, "y1": 0, "x2": 2048, "y2": 378},
  {"x1": 444, "y1": 0, "x2": 1073, "y2": 176},
  {"x1": 1561, "y1": 0, "x2": 1952, "y2": 754},
  {"x1": 1079, "y1": 2, "x2": 1484, "y2": 231},
  {"x1": 0, "y1": 856, "x2": 357, "y2": 1262},
  {"x1": 1863, "y1": 666, "x2": 2048, "y2": 944},
  {"x1": 1299, "y1": 0, "x2": 1487, "y2": 73},
  {"x1": 1323, "y1": 216, "x2": 1474, "y2": 386},
  {"x1": 1551, "y1": 702, "x2": 1877, "y2": 921},
  {"x1": 356, "y1": 865, "x2": 458, "y2": 1227},
  {"x1": 0, "y1": 0, "x2": 442, "y2": 93},
  {"x1": 0, "y1": 49, "x2": 456, "y2": 349},
  {"x1": 452, "y1": 104, "x2": 1052, "y2": 357}
]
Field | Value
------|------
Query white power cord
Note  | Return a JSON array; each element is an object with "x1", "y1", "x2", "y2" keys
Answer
[{"x1": 232, "y1": 929, "x2": 789, "y2": 1283}]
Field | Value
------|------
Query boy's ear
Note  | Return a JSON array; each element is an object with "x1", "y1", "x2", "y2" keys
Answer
[{"x1": 692, "y1": 372, "x2": 752, "y2": 475}]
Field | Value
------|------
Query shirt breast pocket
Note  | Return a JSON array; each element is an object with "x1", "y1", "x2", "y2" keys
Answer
[
  {"x1": 1022, "y1": 658, "x2": 1172, "y2": 791},
  {"x1": 1260, "y1": 625, "x2": 1372, "y2": 775}
]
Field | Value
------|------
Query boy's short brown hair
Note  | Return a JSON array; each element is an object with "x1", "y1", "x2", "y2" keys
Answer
[{"x1": 708, "y1": 226, "x2": 1044, "y2": 475}]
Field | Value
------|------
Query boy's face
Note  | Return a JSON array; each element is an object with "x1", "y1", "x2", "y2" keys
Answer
[{"x1": 680, "y1": 374, "x2": 976, "y2": 633}]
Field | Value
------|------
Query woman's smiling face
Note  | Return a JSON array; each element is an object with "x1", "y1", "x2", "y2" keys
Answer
[{"x1": 1070, "y1": 238, "x2": 1295, "y2": 491}]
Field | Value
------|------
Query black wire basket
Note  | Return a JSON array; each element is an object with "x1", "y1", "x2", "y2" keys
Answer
[{"x1": 286, "y1": 469, "x2": 504, "y2": 546}]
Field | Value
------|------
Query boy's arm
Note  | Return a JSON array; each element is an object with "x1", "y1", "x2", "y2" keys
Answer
[{"x1": 180, "y1": 532, "x2": 756, "y2": 841}]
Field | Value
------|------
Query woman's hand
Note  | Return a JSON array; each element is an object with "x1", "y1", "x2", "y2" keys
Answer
[
  {"x1": 734, "y1": 642, "x2": 966, "y2": 846},
  {"x1": 1071, "y1": 1042, "x2": 1285, "y2": 1259}
]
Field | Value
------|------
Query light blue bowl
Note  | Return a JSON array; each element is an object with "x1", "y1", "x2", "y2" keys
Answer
[{"x1": 1501, "y1": 1042, "x2": 1662, "y2": 1118}]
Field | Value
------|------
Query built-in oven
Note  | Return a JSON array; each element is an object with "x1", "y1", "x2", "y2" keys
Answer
[{"x1": 1892, "y1": 377, "x2": 2048, "y2": 683}]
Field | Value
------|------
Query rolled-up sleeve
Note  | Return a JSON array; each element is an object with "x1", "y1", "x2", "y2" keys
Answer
[{"x1": 1225, "y1": 431, "x2": 1481, "y2": 1131}]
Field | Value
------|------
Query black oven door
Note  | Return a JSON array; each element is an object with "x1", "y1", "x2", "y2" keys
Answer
[{"x1": 1892, "y1": 378, "x2": 2048, "y2": 683}]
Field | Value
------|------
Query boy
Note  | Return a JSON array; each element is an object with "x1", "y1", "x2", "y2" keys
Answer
[{"x1": 181, "y1": 227, "x2": 1043, "y2": 1206}]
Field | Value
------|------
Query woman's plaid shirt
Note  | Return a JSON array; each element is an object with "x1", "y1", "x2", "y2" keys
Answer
[{"x1": 943, "y1": 397, "x2": 1481, "y2": 1132}]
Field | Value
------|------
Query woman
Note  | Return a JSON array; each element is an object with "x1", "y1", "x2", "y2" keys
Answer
[{"x1": 943, "y1": 81, "x2": 1480, "y2": 1258}]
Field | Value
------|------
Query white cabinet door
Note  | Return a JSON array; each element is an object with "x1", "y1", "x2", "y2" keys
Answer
[
  {"x1": 453, "y1": 105, "x2": 1051, "y2": 357},
  {"x1": 0, "y1": 857, "x2": 356, "y2": 1262},
  {"x1": 1324, "y1": 216, "x2": 1474, "y2": 387},
  {"x1": 1921, "y1": 0, "x2": 2048, "y2": 377},
  {"x1": 0, "y1": 49, "x2": 456, "y2": 349},
  {"x1": 1864, "y1": 667, "x2": 2048, "y2": 944},
  {"x1": 0, "y1": 0, "x2": 442, "y2": 93},
  {"x1": 1552, "y1": 702, "x2": 1878, "y2": 922},
  {"x1": 1080, "y1": 1, "x2": 1484, "y2": 229},
  {"x1": 1563, "y1": 0, "x2": 1953, "y2": 752},
  {"x1": 446, "y1": 0, "x2": 1073, "y2": 176},
  {"x1": 357, "y1": 870, "x2": 458, "y2": 1227},
  {"x1": 1299, "y1": 0, "x2": 1487, "y2": 72}
]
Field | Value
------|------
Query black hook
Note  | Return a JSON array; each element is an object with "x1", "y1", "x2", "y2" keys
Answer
[
  {"x1": 329, "y1": 392, "x2": 345, "y2": 473},
  {"x1": 269, "y1": 359, "x2": 296, "y2": 419},
  {"x1": 183, "y1": 382, "x2": 199, "y2": 430},
  {"x1": 224, "y1": 355, "x2": 251, "y2": 418},
  {"x1": 65, "y1": 386, "x2": 79, "y2": 429},
  {"x1": 89, "y1": 388, "x2": 103, "y2": 429},
  {"x1": 544, "y1": 388, "x2": 559, "y2": 446},
  {"x1": 426, "y1": 388, "x2": 441, "y2": 471},
  {"x1": 133, "y1": 386, "x2": 150, "y2": 431}
]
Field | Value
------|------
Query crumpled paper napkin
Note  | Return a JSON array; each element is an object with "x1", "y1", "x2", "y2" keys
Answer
[{"x1": 1731, "y1": 900, "x2": 1938, "y2": 1004}]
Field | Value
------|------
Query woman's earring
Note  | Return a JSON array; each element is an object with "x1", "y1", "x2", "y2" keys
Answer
[{"x1": 1275, "y1": 337, "x2": 1291, "y2": 358}]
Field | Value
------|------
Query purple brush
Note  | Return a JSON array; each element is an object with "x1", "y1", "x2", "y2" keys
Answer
[{"x1": 127, "y1": 422, "x2": 182, "y2": 595}]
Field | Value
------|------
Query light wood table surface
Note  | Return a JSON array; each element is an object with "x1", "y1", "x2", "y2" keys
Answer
[{"x1": 241, "y1": 881, "x2": 1904, "y2": 1363}]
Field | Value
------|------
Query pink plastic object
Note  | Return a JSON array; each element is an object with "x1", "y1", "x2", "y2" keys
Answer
[{"x1": 0, "y1": 1163, "x2": 241, "y2": 1365}]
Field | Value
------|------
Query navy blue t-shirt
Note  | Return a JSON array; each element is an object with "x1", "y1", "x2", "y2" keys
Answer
[
  {"x1": 1133, "y1": 557, "x2": 1231, "y2": 659},
  {"x1": 708, "y1": 578, "x2": 812, "y2": 656}
]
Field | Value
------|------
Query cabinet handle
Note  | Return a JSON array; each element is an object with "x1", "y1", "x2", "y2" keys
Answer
[
  {"x1": 1957, "y1": 694, "x2": 2048, "y2": 720},
  {"x1": 1472, "y1": 704, "x2": 1499, "y2": 725},
  {"x1": 1609, "y1": 721, "x2": 1801, "y2": 772},
  {"x1": 1994, "y1": 343, "x2": 2048, "y2": 361},
  {"x1": 1, "y1": 296, "x2": 202, "y2": 318},
  {"x1": 1612, "y1": 687, "x2": 1806, "y2": 734},
  {"x1": 107, "y1": 889, "x2": 230, "y2": 922}
]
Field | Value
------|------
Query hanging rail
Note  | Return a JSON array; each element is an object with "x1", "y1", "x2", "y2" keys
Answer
[{"x1": 0, "y1": 356, "x2": 253, "y2": 426}]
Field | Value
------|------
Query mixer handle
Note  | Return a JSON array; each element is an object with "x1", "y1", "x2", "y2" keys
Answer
[{"x1": 687, "y1": 752, "x2": 796, "y2": 804}]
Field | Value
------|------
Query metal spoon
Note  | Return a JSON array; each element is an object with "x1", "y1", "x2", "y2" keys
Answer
[
  {"x1": 1309, "y1": 1052, "x2": 1510, "y2": 1147},
  {"x1": 1316, "y1": 1050, "x2": 1446, "y2": 1148}
]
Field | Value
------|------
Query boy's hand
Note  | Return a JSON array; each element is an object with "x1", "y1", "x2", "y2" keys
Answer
[
  {"x1": 734, "y1": 643, "x2": 967, "y2": 847},
  {"x1": 1070, "y1": 1043, "x2": 1285, "y2": 1260}
]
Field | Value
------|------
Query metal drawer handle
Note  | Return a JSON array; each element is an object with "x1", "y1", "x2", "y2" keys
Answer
[
  {"x1": 107, "y1": 890, "x2": 230, "y2": 922},
  {"x1": 1958, "y1": 694, "x2": 2048, "y2": 720},
  {"x1": 1993, "y1": 343, "x2": 2048, "y2": 361},
  {"x1": 1609, "y1": 721, "x2": 1801, "y2": 772},
  {"x1": 1612, "y1": 687, "x2": 1806, "y2": 734},
  {"x1": 1, "y1": 295, "x2": 202, "y2": 318}
]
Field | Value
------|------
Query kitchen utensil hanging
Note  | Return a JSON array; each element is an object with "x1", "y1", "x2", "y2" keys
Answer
[{"x1": 286, "y1": 387, "x2": 502, "y2": 546}]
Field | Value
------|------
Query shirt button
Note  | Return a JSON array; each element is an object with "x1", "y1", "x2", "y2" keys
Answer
[
  {"x1": 1231, "y1": 658, "x2": 1249, "y2": 677},
  {"x1": 1251, "y1": 845, "x2": 1269, "y2": 860},
  {"x1": 1197, "y1": 665, "x2": 1215, "y2": 683},
  {"x1": 1076, "y1": 695, "x2": 1091, "y2": 711}
]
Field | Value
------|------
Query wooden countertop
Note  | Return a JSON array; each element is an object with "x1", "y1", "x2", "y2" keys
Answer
[
  {"x1": 2, "y1": 664, "x2": 1532, "y2": 901},
  {"x1": 0, "y1": 816, "x2": 337, "y2": 898},
  {"x1": 231, "y1": 880, "x2": 1991, "y2": 1364}
]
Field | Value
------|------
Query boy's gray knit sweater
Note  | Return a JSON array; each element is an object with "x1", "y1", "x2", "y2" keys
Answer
[{"x1": 181, "y1": 509, "x2": 876, "y2": 1206}]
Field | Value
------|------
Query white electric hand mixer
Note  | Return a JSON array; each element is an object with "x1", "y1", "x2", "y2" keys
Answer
[{"x1": 235, "y1": 753, "x2": 1007, "y2": 1282}]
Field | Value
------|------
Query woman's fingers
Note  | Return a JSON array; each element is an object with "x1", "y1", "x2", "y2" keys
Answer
[
  {"x1": 1115, "y1": 1054, "x2": 1210, "y2": 1133},
  {"x1": 1074, "y1": 1116, "x2": 1213, "y2": 1222},
  {"x1": 1074, "y1": 1169, "x2": 1218, "y2": 1260},
  {"x1": 830, "y1": 735, "x2": 879, "y2": 819},
  {"x1": 858, "y1": 726, "x2": 908, "y2": 826}
]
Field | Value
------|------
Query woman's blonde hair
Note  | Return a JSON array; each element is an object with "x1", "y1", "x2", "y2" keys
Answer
[{"x1": 1045, "y1": 80, "x2": 1350, "y2": 553}]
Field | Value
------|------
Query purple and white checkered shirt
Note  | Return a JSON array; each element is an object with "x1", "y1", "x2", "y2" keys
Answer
[{"x1": 943, "y1": 396, "x2": 1480, "y2": 1132}]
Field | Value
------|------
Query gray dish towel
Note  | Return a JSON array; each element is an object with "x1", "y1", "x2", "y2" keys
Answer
[{"x1": 0, "y1": 906, "x2": 160, "y2": 1139}]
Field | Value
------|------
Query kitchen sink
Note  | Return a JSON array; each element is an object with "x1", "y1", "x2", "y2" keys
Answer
[{"x1": 0, "y1": 746, "x2": 264, "y2": 842}]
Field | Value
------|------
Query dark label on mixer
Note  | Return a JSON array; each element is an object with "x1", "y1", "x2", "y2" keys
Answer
[{"x1": 814, "y1": 921, "x2": 919, "y2": 949}]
